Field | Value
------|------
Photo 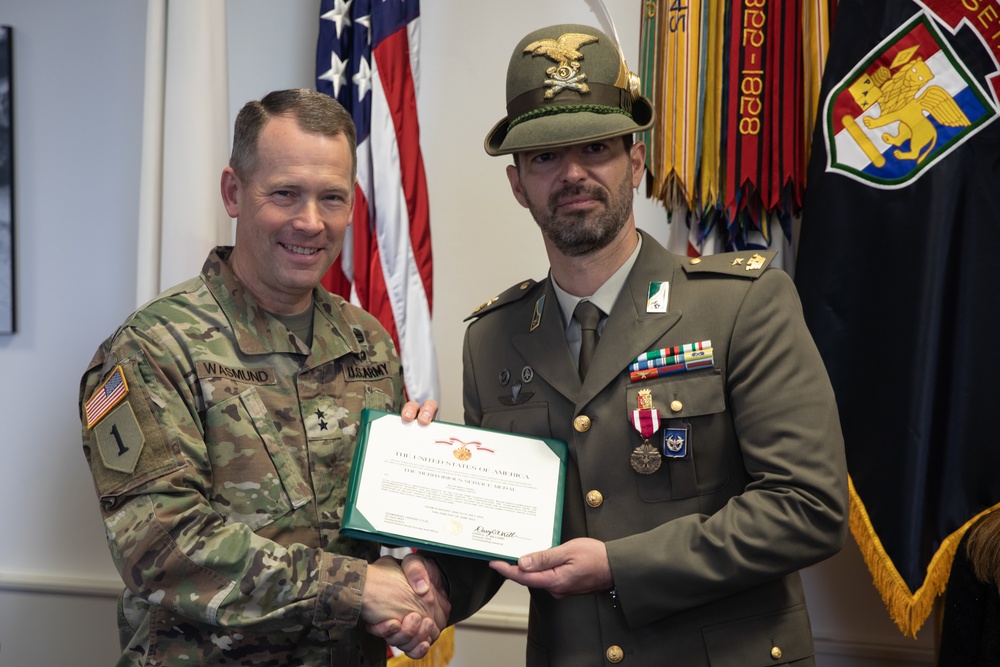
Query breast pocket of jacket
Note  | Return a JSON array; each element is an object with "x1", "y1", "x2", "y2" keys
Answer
[
  {"x1": 626, "y1": 369, "x2": 728, "y2": 502},
  {"x1": 481, "y1": 403, "x2": 552, "y2": 438},
  {"x1": 203, "y1": 387, "x2": 312, "y2": 531}
]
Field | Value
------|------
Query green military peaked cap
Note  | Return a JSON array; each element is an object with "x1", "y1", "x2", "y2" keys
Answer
[{"x1": 485, "y1": 23, "x2": 654, "y2": 156}]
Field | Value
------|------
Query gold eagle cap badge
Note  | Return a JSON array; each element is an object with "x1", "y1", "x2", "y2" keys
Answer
[{"x1": 523, "y1": 32, "x2": 599, "y2": 99}]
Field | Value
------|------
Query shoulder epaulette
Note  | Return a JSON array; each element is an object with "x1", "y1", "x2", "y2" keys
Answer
[
  {"x1": 465, "y1": 279, "x2": 539, "y2": 321},
  {"x1": 681, "y1": 250, "x2": 778, "y2": 278}
]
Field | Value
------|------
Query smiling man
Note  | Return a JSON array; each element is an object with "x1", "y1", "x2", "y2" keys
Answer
[
  {"x1": 224, "y1": 108, "x2": 354, "y2": 315},
  {"x1": 78, "y1": 89, "x2": 447, "y2": 666},
  {"x1": 391, "y1": 24, "x2": 848, "y2": 666}
]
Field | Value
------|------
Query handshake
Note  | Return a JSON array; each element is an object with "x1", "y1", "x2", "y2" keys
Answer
[{"x1": 361, "y1": 551, "x2": 450, "y2": 660}]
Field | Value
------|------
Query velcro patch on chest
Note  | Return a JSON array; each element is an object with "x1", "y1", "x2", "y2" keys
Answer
[
  {"x1": 343, "y1": 361, "x2": 392, "y2": 382},
  {"x1": 196, "y1": 361, "x2": 276, "y2": 385}
]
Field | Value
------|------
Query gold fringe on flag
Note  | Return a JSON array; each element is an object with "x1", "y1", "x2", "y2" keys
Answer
[
  {"x1": 387, "y1": 626, "x2": 455, "y2": 667},
  {"x1": 848, "y1": 475, "x2": 999, "y2": 638}
]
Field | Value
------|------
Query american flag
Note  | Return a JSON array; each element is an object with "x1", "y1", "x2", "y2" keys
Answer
[
  {"x1": 85, "y1": 366, "x2": 128, "y2": 429},
  {"x1": 316, "y1": 0, "x2": 439, "y2": 404}
]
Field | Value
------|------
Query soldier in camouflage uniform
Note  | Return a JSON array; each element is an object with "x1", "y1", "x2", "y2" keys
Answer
[{"x1": 79, "y1": 89, "x2": 447, "y2": 666}]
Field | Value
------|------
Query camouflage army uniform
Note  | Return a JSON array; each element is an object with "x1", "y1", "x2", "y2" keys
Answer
[{"x1": 79, "y1": 247, "x2": 403, "y2": 666}]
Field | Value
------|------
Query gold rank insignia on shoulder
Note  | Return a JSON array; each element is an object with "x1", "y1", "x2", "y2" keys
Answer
[
  {"x1": 473, "y1": 296, "x2": 499, "y2": 314},
  {"x1": 684, "y1": 250, "x2": 774, "y2": 278},
  {"x1": 731, "y1": 253, "x2": 766, "y2": 270},
  {"x1": 466, "y1": 279, "x2": 539, "y2": 321}
]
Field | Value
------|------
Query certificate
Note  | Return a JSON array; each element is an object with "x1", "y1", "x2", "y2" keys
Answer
[{"x1": 342, "y1": 409, "x2": 567, "y2": 562}]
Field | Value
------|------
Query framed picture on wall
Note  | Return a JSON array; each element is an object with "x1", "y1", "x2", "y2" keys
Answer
[{"x1": 0, "y1": 25, "x2": 12, "y2": 334}]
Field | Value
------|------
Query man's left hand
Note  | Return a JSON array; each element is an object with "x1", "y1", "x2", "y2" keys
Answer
[{"x1": 489, "y1": 537, "x2": 612, "y2": 599}]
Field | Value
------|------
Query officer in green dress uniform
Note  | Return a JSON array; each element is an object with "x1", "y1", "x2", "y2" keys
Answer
[{"x1": 381, "y1": 24, "x2": 848, "y2": 666}]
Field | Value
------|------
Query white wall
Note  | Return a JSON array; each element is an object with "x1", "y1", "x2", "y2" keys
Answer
[{"x1": 0, "y1": 1, "x2": 935, "y2": 665}]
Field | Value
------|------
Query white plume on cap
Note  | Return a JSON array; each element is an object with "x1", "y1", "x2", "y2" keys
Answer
[
  {"x1": 583, "y1": 0, "x2": 640, "y2": 97},
  {"x1": 584, "y1": 0, "x2": 624, "y2": 57}
]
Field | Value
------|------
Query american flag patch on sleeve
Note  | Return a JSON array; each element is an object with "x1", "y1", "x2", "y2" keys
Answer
[{"x1": 85, "y1": 365, "x2": 129, "y2": 429}]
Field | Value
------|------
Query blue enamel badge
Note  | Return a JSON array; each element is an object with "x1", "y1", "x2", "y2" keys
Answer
[{"x1": 663, "y1": 423, "x2": 689, "y2": 459}]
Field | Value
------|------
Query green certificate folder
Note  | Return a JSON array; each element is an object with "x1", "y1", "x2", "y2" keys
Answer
[{"x1": 342, "y1": 409, "x2": 567, "y2": 562}]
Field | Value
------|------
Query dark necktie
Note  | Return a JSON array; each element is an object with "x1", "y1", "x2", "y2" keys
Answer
[{"x1": 574, "y1": 300, "x2": 603, "y2": 380}]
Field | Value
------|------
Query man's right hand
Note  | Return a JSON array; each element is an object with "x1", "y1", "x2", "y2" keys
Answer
[
  {"x1": 361, "y1": 555, "x2": 450, "y2": 658},
  {"x1": 364, "y1": 553, "x2": 451, "y2": 657}
]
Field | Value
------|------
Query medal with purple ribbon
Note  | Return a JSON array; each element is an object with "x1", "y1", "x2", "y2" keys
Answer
[{"x1": 630, "y1": 389, "x2": 662, "y2": 474}]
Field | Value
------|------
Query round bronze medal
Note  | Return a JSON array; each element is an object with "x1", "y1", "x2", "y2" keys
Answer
[{"x1": 631, "y1": 440, "x2": 662, "y2": 474}]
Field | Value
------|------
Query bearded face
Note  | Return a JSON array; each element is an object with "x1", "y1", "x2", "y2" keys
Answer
[{"x1": 516, "y1": 148, "x2": 636, "y2": 257}]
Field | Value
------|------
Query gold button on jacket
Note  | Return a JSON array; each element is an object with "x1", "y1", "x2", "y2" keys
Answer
[
  {"x1": 606, "y1": 645, "x2": 624, "y2": 663},
  {"x1": 586, "y1": 490, "x2": 603, "y2": 507},
  {"x1": 573, "y1": 415, "x2": 592, "y2": 432}
]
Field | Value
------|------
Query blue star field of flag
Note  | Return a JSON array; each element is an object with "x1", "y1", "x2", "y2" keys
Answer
[{"x1": 316, "y1": 0, "x2": 419, "y2": 145}]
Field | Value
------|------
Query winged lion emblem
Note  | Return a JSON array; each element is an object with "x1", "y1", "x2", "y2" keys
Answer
[{"x1": 857, "y1": 49, "x2": 971, "y2": 164}]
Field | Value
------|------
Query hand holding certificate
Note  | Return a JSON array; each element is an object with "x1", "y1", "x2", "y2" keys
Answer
[{"x1": 342, "y1": 409, "x2": 567, "y2": 562}]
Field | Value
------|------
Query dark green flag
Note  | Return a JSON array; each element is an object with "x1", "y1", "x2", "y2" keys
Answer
[{"x1": 796, "y1": 0, "x2": 1000, "y2": 638}]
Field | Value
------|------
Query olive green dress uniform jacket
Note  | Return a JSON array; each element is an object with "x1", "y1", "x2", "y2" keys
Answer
[
  {"x1": 79, "y1": 247, "x2": 403, "y2": 666},
  {"x1": 438, "y1": 231, "x2": 848, "y2": 666}
]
